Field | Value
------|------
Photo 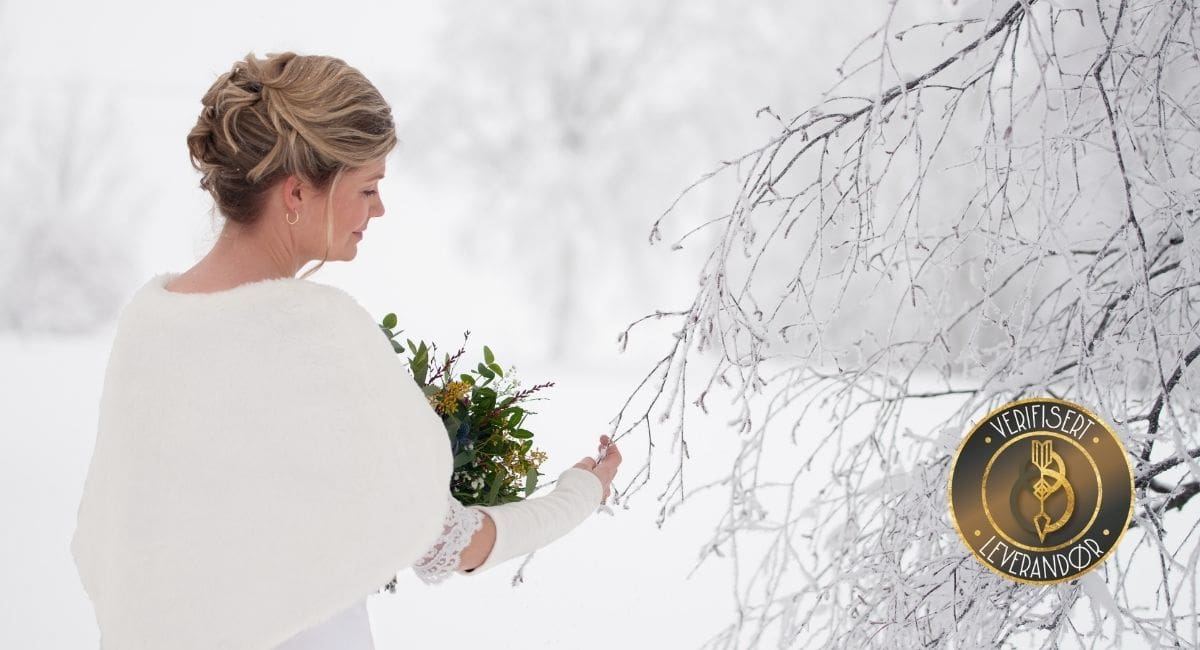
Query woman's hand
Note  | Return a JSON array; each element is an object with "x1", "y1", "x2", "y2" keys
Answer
[{"x1": 574, "y1": 434, "x2": 622, "y2": 504}]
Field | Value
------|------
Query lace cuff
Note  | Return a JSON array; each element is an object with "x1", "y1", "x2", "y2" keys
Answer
[{"x1": 411, "y1": 494, "x2": 485, "y2": 585}]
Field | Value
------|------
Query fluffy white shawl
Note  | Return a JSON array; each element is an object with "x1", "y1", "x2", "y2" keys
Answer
[{"x1": 70, "y1": 272, "x2": 453, "y2": 649}]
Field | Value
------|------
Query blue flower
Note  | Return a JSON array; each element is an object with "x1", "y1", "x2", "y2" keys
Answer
[{"x1": 455, "y1": 418, "x2": 471, "y2": 450}]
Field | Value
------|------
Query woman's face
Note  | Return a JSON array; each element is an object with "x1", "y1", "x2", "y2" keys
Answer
[{"x1": 307, "y1": 157, "x2": 387, "y2": 261}]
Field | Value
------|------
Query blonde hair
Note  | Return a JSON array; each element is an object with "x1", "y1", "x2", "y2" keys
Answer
[{"x1": 186, "y1": 51, "x2": 397, "y2": 278}]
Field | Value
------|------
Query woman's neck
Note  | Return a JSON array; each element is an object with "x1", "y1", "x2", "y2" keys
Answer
[{"x1": 172, "y1": 224, "x2": 302, "y2": 292}]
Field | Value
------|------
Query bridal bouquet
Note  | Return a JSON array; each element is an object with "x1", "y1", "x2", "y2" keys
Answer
[
  {"x1": 376, "y1": 314, "x2": 556, "y2": 592},
  {"x1": 376, "y1": 313, "x2": 555, "y2": 506}
]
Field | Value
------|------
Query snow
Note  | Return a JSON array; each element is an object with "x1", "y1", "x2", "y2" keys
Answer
[{"x1": 0, "y1": 331, "x2": 746, "y2": 648}]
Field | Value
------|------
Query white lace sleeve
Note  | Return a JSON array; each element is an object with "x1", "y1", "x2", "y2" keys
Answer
[{"x1": 411, "y1": 494, "x2": 485, "y2": 585}]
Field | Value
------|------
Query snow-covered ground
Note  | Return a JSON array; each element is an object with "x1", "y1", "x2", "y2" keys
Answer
[
  {"x1": 7, "y1": 330, "x2": 1182, "y2": 649},
  {"x1": 0, "y1": 330, "x2": 750, "y2": 648}
]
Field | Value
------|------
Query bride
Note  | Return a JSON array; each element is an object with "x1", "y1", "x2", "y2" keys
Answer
[{"x1": 69, "y1": 51, "x2": 622, "y2": 650}]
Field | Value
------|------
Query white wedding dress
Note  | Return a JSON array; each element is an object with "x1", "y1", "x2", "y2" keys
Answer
[{"x1": 273, "y1": 494, "x2": 485, "y2": 650}]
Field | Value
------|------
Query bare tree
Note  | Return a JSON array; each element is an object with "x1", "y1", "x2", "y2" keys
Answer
[
  {"x1": 0, "y1": 78, "x2": 149, "y2": 335},
  {"x1": 390, "y1": 0, "x2": 842, "y2": 361},
  {"x1": 615, "y1": 0, "x2": 1200, "y2": 647}
]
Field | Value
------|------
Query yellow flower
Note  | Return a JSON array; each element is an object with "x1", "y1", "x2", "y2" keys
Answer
[
  {"x1": 432, "y1": 380, "x2": 471, "y2": 415},
  {"x1": 446, "y1": 380, "x2": 471, "y2": 402},
  {"x1": 528, "y1": 449, "x2": 548, "y2": 467}
]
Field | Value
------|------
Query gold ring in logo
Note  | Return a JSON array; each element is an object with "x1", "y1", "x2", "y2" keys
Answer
[{"x1": 948, "y1": 397, "x2": 1134, "y2": 585}]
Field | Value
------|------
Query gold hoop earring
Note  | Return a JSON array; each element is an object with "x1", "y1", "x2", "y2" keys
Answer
[{"x1": 286, "y1": 210, "x2": 300, "y2": 225}]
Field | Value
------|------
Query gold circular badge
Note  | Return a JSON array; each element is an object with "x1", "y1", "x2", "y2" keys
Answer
[{"x1": 948, "y1": 397, "x2": 1134, "y2": 584}]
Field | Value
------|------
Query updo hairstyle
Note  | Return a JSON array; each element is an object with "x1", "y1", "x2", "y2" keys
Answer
[{"x1": 186, "y1": 52, "x2": 396, "y2": 271}]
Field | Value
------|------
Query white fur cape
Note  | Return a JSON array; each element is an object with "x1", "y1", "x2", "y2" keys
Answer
[{"x1": 70, "y1": 272, "x2": 453, "y2": 649}]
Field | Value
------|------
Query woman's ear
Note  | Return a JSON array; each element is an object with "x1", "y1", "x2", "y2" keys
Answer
[{"x1": 280, "y1": 174, "x2": 308, "y2": 214}]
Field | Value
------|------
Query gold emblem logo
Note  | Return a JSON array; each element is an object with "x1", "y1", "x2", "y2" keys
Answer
[
  {"x1": 949, "y1": 398, "x2": 1134, "y2": 584},
  {"x1": 1030, "y1": 439, "x2": 1073, "y2": 542}
]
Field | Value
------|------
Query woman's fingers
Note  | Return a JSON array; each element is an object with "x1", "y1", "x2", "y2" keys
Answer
[
  {"x1": 573, "y1": 456, "x2": 597, "y2": 471},
  {"x1": 598, "y1": 438, "x2": 621, "y2": 467},
  {"x1": 578, "y1": 435, "x2": 621, "y2": 505}
]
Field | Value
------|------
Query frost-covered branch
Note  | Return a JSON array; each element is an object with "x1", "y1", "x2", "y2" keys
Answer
[{"x1": 614, "y1": 0, "x2": 1200, "y2": 646}]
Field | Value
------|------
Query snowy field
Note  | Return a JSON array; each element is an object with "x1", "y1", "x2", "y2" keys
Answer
[
  {"x1": 0, "y1": 332, "x2": 750, "y2": 648},
  {"x1": 2, "y1": 333, "x2": 1182, "y2": 649}
]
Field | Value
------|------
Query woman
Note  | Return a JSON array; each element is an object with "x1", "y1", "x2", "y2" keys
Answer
[{"x1": 69, "y1": 51, "x2": 622, "y2": 650}]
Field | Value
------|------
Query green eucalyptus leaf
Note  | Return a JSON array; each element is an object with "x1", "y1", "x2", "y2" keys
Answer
[
  {"x1": 391, "y1": 339, "x2": 403, "y2": 354},
  {"x1": 489, "y1": 363, "x2": 504, "y2": 377},
  {"x1": 524, "y1": 466, "x2": 539, "y2": 497},
  {"x1": 506, "y1": 410, "x2": 523, "y2": 428},
  {"x1": 383, "y1": 313, "x2": 398, "y2": 329},
  {"x1": 511, "y1": 429, "x2": 533, "y2": 440},
  {"x1": 486, "y1": 470, "x2": 504, "y2": 503},
  {"x1": 483, "y1": 345, "x2": 495, "y2": 365},
  {"x1": 453, "y1": 448, "x2": 476, "y2": 469}
]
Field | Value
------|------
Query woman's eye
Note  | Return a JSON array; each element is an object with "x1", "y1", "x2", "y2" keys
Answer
[{"x1": 363, "y1": 190, "x2": 378, "y2": 197}]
